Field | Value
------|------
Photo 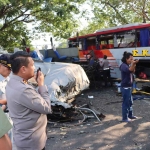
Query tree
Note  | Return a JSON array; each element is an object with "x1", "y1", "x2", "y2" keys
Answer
[
  {"x1": 0, "y1": 0, "x2": 86, "y2": 51},
  {"x1": 79, "y1": 0, "x2": 150, "y2": 36},
  {"x1": 57, "y1": 42, "x2": 68, "y2": 48}
]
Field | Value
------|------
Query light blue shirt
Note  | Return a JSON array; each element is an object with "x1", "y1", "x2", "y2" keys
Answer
[{"x1": 0, "y1": 76, "x2": 9, "y2": 100}]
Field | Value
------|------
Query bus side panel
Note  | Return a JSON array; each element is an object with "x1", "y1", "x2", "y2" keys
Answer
[
  {"x1": 79, "y1": 47, "x2": 150, "y2": 79},
  {"x1": 79, "y1": 50, "x2": 89, "y2": 60},
  {"x1": 110, "y1": 67, "x2": 121, "y2": 78},
  {"x1": 109, "y1": 47, "x2": 150, "y2": 78},
  {"x1": 79, "y1": 49, "x2": 112, "y2": 59},
  {"x1": 98, "y1": 49, "x2": 120, "y2": 78},
  {"x1": 93, "y1": 50, "x2": 103, "y2": 58},
  {"x1": 110, "y1": 47, "x2": 150, "y2": 60}
]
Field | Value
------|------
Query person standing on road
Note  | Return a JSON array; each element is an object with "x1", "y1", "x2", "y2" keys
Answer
[
  {"x1": 0, "y1": 54, "x2": 11, "y2": 110},
  {"x1": 0, "y1": 54, "x2": 12, "y2": 150},
  {"x1": 120, "y1": 51, "x2": 138, "y2": 122},
  {"x1": 100, "y1": 55, "x2": 112, "y2": 86},
  {"x1": 0, "y1": 54, "x2": 13, "y2": 144},
  {"x1": 6, "y1": 51, "x2": 52, "y2": 150}
]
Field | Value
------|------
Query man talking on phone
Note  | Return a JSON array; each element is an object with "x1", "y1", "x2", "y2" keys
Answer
[{"x1": 6, "y1": 51, "x2": 52, "y2": 150}]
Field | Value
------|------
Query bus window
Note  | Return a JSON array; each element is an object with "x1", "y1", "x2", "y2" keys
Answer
[
  {"x1": 78, "y1": 40, "x2": 82, "y2": 50},
  {"x1": 107, "y1": 39, "x2": 114, "y2": 49},
  {"x1": 100, "y1": 34, "x2": 114, "y2": 49},
  {"x1": 116, "y1": 31, "x2": 136, "y2": 48},
  {"x1": 100, "y1": 41, "x2": 107, "y2": 49},
  {"x1": 68, "y1": 40, "x2": 77, "y2": 48},
  {"x1": 86, "y1": 37, "x2": 96, "y2": 50},
  {"x1": 109, "y1": 39, "x2": 114, "y2": 44}
]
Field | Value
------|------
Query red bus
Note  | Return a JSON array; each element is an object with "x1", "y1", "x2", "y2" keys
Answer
[{"x1": 68, "y1": 23, "x2": 150, "y2": 79}]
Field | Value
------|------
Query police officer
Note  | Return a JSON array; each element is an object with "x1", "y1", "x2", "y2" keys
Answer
[
  {"x1": 6, "y1": 51, "x2": 52, "y2": 150},
  {"x1": 0, "y1": 54, "x2": 13, "y2": 146},
  {"x1": 0, "y1": 54, "x2": 11, "y2": 110}
]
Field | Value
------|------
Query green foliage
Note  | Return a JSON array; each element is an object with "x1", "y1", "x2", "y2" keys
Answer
[
  {"x1": 0, "y1": 0, "x2": 86, "y2": 51},
  {"x1": 1, "y1": 0, "x2": 150, "y2": 51},
  {"x1": 57, "y1": 43, "x2": 68, "y2": 48},
  {"x1": 79, "y1": 0, "x2": 150, "y2": 36}
]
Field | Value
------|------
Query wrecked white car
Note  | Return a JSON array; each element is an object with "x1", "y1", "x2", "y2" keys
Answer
[{"x1": 32, "y1": 61, "x2": 90, "y2": 108}]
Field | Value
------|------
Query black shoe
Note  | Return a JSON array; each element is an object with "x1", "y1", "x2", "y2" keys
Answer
[{"x1": 128, "y1": 116, "x2": 138, "y2": 119}]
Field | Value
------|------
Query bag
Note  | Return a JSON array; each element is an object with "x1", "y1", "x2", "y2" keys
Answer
[
  {"x1": 139, "y1": 72, "x2": 147, "y2": 79},
  {"x1": 0, "y1": 108, "x2": 12, "y2": 138}
]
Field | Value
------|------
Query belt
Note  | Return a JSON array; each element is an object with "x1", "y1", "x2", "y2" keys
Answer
[
  {"x1": 103, "y1": 68, "x2": 109, "y2": 70},
  {"x1": 122, "y1": 87, "x2": 132, "y2": 89}
]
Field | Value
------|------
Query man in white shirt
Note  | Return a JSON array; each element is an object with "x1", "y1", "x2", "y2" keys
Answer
[
  {"x1": 0, "y1": 54, "x2": 11, "y2": 110},
  {"x1": 100, "y1": 55, "x2": 112, "y2": 86},
  {"x1": 0, "y1": 54, "x2": 12, "y2": 150}
]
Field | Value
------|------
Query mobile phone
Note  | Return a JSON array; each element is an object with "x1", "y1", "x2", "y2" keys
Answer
[
  {"x1": 134, "y1": 59, "x2": 139, "y2": 61},
  {"x1": 36, "y1": 67, "x2": 41, "y2": 81}
]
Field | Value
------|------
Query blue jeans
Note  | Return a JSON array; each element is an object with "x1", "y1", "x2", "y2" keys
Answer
[{"x1": 121, "y1": 87, "x2": 133, "y2": 120}]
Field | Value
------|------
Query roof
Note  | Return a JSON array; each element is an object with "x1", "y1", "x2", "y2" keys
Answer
[
  {"x1": 69, "y1": 23, "x2": 150, "y2": 40},
  {"x1": 95, "y1": 23, "x2": 149, "y2": 33}
]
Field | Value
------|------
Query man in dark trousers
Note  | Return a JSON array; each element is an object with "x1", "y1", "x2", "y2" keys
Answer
[
  {"x1": 100, "y1": 55, "x2": 112, "y2": 86},
  {"x1": 120, "y1": 51, "x2": 138, "y2": 122}
]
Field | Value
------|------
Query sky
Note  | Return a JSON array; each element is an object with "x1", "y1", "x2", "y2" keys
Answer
[
  {"x1": 30, "y1": 31, "x2": 53, "y2": 50},
  {"x1": 29, "y1": 2, "x2": 93, "y2": 50}
]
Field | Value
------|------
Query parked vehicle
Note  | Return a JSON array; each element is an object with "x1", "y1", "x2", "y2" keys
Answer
[{"x1": 68, "y1": 23, "x2": 150, "y2": 79}]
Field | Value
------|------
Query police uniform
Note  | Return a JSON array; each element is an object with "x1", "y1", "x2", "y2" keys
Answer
[
  {"x1": 0, "y1": 76, "x2": 13, "y2": 141},
  {"x1": 0, "y1": 76, "x2": 9, "y2": 105},
  {"x1": 6, "y1": 75, "x2": 52, "y2": 150},
  {"x1": 0, "y1": 54, "x2": 11, "y2": 105},
  {"x1": 0, "y1": 54, "x2": 13, "y2": 142},
  {"x1": 0, "y1": 54, "x2": 11, "y2": 70}
]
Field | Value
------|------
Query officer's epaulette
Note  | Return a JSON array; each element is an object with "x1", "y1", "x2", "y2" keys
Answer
[{"x1": 22, "y1": 79, "x2": 28, "y2": 84}]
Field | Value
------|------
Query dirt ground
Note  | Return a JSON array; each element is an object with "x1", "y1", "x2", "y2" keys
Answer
[{"x1": 45, "y1": 84, "x2": 150, "y2": 150}]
